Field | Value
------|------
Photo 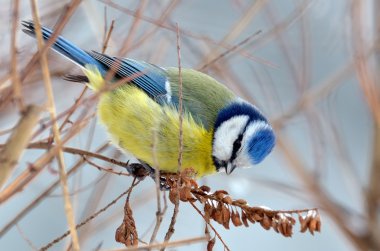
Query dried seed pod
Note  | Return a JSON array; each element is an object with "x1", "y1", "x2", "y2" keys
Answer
[
  {"x1": 253, "y1": 213, "x2": 263, "y2": 221},
  {"x1": 213, "y1": 210, "x2": 224, "y2": 225},
  {"x1": 246, "y1": 212, "x2": 256, "y2": 224},
  {"x1": 314, "y1": 213, "x2": 322, "y2": 232},
  {"x1": 200, "y1": 185, "x2": 211, "y2": 193},
  {"x1": 207, "y1": 237, "x2": 216, "y2": 251},
  {"x1": 287, "y1": 216, "x2": 296, "y2": 225},
  {"x1": 169, "y1": 188, "x2": 179, "y2": 204},
  {"x1": 272, "y1": 220, "x2": 279, "y2": 233},
  {"x1": 179, "y1": 187, "x2": 189, "y2": 202},
  {"x1": 299, "y1": 214, "x2": 310, "y2": 233},
  {"x1": 189, "y1": 179, "x2": 198, "y2": 188},
  {"x1": 215, "y1": 190, "x2": 229, "y2": 195},
  {"x1": 281, "y1": 222, "x2": 288, "y2": 237},
  {"x1": 241, "y1": 210, "x2": 249, "y2": 227},
  {"x1": 116, "y1": 201, "x2": 138, "y2": 247},
  {"x1": 231, "y1": 210, "x2": 243, "y2": 227},
  {"x1": 186, "y1": 188, "x2": 194, "y2": 201},
  {"x1": 222, "y1": 196, "x2": 233, "y2": 205},
  {"x1": 286, "y1": 223, "x2": 293, "y2": 237},
  {"x1": 260, "y1": 214, "x2": 271, "y2": 230},
  {"x1": 215, "y1": 191, "x2": 225, "y2": 200},
  {"x1": 204, "y1": 203, "x2": 212, "y2": 223},
  {"x1": 308, "y1": 218, "x2": 317, "y2": 235},
  {"x1": 235, "y1": 199, "x2": 247, "y2": 205},
  {"x1": 222, "y1": 205, "x2": 231, "y2": 229}
]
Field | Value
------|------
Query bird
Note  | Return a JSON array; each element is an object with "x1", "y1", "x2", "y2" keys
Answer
[{"x1": 22, "y1": 20, "x2": 275, "y2": 179}]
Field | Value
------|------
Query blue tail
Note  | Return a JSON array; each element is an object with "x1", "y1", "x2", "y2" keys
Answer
[{"x1": 22, "y1": 21, "x2": 106, "y2": 73}]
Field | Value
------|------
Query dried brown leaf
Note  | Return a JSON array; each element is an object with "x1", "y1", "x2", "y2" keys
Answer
[{"x1": 207, "y1": 237, "x2": 216, "y2": 251}]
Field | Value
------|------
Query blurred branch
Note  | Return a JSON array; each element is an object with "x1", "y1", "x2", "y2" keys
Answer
[
  {"x1": 0, "y1": 105, "x2": 42, "y2": 188},
  {"x1": 0, "y1": 143, "x2": 109, "y2": 238},
  {"x1": 41, "y1": 181, "x2": 140, "y2": 251},
  {"x1": 30, "y1": 1, "x2": 80, "y2": 249},
  {"x1": 0, "y1": 115, "x2": 89, "y2": 204},
  {"x1": 276, "y1": 135, "x2": 371, "y2": 250},
  {"x1": 196, "y1": 0, "x2": 268, "y2": 69},
  {"x1": 10, "y1": 0, "x2": 24, "y2": 111},
  {"x1": 110, "y1": 236, "x2": 208, "y2": 251},
  {"x1": 365, "y1": 0, "x2": 380, "y2": 248}
]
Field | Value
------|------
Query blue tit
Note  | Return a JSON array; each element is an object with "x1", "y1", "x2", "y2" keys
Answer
[{"x1": 22, "y1": 21, "x2": 275, "y2": 178}]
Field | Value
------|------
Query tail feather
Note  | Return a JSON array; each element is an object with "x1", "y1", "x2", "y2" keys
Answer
[{"x1": 22, "y1": 21, "x2": 105, "y2": 73}]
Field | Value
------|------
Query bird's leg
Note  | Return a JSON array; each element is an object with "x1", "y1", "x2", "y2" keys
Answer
[
  {"x1": 126, "y1": 162, "x2": 152, "y2": 180},
  {"x1": 140, "y1": 161, "x2": 172, "y2": 190},
  {"x1": 126, "y1": 160, "x2": 171, "y2": 190}
]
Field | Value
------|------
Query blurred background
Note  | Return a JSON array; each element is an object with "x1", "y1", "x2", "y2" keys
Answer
[{"x1": 0, "y1": 0, "x2": 379, "y2": 250}]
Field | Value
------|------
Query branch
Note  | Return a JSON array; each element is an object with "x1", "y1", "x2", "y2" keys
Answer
[{"x1": 0, "y1": 105, "x2": 42, "y2": 188}]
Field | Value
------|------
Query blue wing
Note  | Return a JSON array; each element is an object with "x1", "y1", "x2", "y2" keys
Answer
[
  {"x1": 87, "y1": 51, "x2": 170, "y2": 104},
  {"x1": 21, "y1": 21, "x2": 106, "y2": 73},
  {"x1": 22, "y1": 21, "x2": 170, "y2": 105}
]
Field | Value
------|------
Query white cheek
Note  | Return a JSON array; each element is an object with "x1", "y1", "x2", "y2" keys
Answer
[
  {"x1": 233, "y1": 149, "x2": 252, "y2": 169},
  {"x1": 213, "y1": 115, "x2": 249, "y2": 160}
]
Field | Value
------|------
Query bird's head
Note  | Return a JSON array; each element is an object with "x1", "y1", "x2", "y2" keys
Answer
[{"x1": 212, "y1": 101, "x2": 275, "y2": 175}]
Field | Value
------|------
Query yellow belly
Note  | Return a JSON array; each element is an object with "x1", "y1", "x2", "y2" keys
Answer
[{"x1": 97, "y1": 85, "x2": 216, "y2": 177}]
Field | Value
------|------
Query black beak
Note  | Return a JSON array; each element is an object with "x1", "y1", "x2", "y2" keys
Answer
[{"x1": 225, "y1": 162, "x2": 236, "y2": 175}]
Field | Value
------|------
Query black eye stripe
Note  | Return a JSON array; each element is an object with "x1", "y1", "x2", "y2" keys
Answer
[{"x1": 230, "y1": 133, "x2": 243, "y2": 161}]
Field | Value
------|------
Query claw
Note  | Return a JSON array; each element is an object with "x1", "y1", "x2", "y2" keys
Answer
[{"x1": 126, "y1": 163, "x2": 151, "y2": 180}]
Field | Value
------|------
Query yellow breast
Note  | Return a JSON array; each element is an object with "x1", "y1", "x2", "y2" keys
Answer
[{"x1": 97, "y1": 84, "x2": 216, "y2": 177}]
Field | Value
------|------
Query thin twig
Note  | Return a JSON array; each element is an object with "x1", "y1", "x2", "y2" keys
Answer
[
  {"x1": 196, "y1": 0, "x2": 268, "y2": 69},
  {"x1": 30, "y1": 2, "x2": 80, "y2": 249},
  {"x1": 0, "y1": 143, "x2": 109, "y2": 238},
  {"x1": 10, "y1": 0, "x2": 24, "y2": 111},
  {"x1": 40, "y1": 181, "x2": 140, "y2": 251},
  {"x1": 19, "y1": 142, "x2": 129, "y2": 168},
  {"x1": 110, "y1": 236, "x2": 208, "y2": 251},
  {"x1": 149, "y1": 127, "x2": 165, "y2": 244},
  {"x1": 189, "y1": 201, "x2": 230, "y2": 251},
  {"x1": 119, "y1": 0, "x2": 146, "y2": 56},
  {"x1": 159, "y1": 23, "x2": 183, "y2": 251},
  {"x1": 199, "y1": 30, "x2": 262, "y2": 70},
  {"x1": 102, "y1": 20, "x2": 115, "y2": 54},
  {"x1": 176, "y1": 23, "x2": 183, "y2": 172},
  {"x1": 16, "y1": 224, "x2": 38, "y2": 250},
  {"x1": 83, "y1": 156, "x2": 130, "y2": 176}
]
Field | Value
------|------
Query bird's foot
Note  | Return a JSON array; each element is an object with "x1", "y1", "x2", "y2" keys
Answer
[
  {"x1": 126, "y1": 163, "x2": 152, "y2": 180},
  {"x1": 126, "y1": 162, "x2": 171, "y2": 190}
]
